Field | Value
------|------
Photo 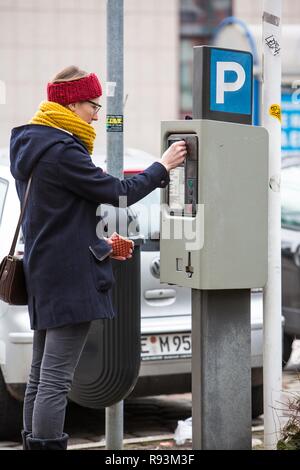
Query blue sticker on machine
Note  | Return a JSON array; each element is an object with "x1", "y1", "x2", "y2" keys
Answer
[{"x1": 210, "y1": 48, "x2": 253, "y2": 116}]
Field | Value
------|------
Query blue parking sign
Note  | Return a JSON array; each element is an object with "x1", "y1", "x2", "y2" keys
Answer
[
  {"x1": 193, "y1": 46, "x2": 253, "y2": 125},
  {"x1": 210, "y1": 48, "x2": 252, "y2": 116}
]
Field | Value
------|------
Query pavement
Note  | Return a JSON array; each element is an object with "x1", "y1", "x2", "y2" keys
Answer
[{"x1": 1, "y1": 342, "x2": 300, "y2": 451}]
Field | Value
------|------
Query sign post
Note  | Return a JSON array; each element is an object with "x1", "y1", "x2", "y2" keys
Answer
[
  {"x1": 106, "y1": 0, "x2": 124, "y2": 450},
  {"x1": 262, "y1": 0, "x2": 282, "y2": 450}
]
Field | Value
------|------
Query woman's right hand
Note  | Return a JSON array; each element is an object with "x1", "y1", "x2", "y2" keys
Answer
[{"x1": 160, "y1": 141, "x2": 187, "y2": 172}]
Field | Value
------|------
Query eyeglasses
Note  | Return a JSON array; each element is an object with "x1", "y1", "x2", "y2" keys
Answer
[{"x1": 85, "y1": 100, "x2": 102, "y2": 114}]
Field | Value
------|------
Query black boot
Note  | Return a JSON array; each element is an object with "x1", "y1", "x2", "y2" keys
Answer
[
  {"x1": 26, "y1": 433, "x2": 69, "y2": 450},
  {"x1": 21, "y1": 430, "x2": 31, "y2": 450}
]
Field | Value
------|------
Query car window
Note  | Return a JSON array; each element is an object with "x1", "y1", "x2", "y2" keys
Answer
[
  {"x1": 281, "y1": 164, "x2": 300, "y2": 230},
  {"x1": 0, "y1": 178, "x2": 8, "y2": 226},
  {"x1": 131, "y1": 188, "x2": 160, "y2": 251}
]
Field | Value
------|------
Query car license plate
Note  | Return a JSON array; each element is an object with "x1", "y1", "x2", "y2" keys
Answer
[{"x1": 141, "y1": 333, "x2": 191, "y2": 360}]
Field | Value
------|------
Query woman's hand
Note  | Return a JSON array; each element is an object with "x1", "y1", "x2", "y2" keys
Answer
[
  {"x1": 160, "y1": 140, "x2": 187, "y2": 172},
  {"x1": 104, "y1": 232, "x2": 134, "y2": 261}
]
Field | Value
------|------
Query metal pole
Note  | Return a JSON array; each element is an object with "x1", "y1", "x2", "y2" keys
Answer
[
  {"x1": 262, "y1": 0, "x2": 282, "y2": 450},
  {"x1": 106, "y1": 0, "x2": 124, "y2": 179},
  {"x1": 106, "y1": 0, "x2": 124, "y2": 450},
  {"x1": 106, "y1": 401, "x2": 124, "y2": 450},
  {"x1": 192, "y1": 290, "x2": 251, "y2": 449}
]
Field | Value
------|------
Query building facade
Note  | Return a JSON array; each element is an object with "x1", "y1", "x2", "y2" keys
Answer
[
  {"x1": 0, "y1": 0, "x2": 178, "y2": 157},
  {"x1": 0, "y1": 0, "x2": 299, "y2": 157}
]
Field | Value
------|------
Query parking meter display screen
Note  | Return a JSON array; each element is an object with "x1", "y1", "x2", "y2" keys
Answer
[{"x1": 169, "y1": 166, "x2": 185, "y2": 213}]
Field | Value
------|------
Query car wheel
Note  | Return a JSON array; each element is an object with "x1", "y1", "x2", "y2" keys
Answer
[
  {"x1": 283, "y1": 333, "x2": 294, "y2": 367},
  {"x1": 0, "y1": 370, "x2": 23, "y2": 439},
  {"x1": 252, "y1": 384, "x2": 263, "y2": 419}
]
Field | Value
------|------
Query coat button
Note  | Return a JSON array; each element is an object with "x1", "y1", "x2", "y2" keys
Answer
[{"x1": 161, "y1": 180, "x2": 166, "y2": 185}]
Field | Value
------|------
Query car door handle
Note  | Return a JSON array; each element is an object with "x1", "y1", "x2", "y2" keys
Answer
[{"x1": 144, "y1": 289, "x2": 176, "y2": 300}]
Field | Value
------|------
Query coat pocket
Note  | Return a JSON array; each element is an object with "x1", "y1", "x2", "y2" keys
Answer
[{"x1": 89, "y1": 241, "x2": 115, "y2": 292}]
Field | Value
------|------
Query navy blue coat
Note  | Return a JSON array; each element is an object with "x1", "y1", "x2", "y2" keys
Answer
[{"x1": 10, "y1": 124, "x2": 169, "y2": 330}]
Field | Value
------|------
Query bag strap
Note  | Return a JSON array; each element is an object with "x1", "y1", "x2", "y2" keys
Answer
[{"x1": 8, "y1": 174, "x2": 33, "y2": 258}]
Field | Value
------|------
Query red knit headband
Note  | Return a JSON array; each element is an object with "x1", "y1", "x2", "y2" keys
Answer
[{"x1": 47, "y1": 73, "x2": 102, "y2": 105}]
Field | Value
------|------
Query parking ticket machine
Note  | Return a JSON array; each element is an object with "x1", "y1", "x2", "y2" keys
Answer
[{"x1": 160, "y1": 119, "x2": 269, "y2": 290}]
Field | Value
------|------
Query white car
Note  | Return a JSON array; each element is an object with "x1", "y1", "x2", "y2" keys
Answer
[{"x1": 0, "y1": 150, "x2": 264, "y2": 438}]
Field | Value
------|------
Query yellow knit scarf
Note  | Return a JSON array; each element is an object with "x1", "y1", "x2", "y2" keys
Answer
[{"x1": 29, "y1": 100, "x2": 96, "y2": 154}]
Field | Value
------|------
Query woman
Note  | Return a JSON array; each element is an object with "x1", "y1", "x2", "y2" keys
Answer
[{"x1": 9, "y1": 65, "x2": 186, "y2": 450}]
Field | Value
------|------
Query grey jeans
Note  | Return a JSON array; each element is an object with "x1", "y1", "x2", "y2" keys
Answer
[{"x1": 23, "y1": 321, "x2": 91, "y2": 439}]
